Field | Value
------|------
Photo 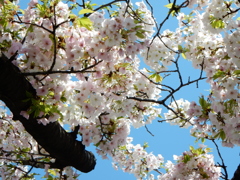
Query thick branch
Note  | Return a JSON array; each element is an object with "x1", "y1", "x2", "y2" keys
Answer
[
  {"x1": 0, "y1": 54, "x2": 96, "y2": 173},
  {"x1": 232, "y1": 164, "x2": 240, "y2": 180}
]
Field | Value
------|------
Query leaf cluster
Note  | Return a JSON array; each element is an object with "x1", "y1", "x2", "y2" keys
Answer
[
  {"x1": 164, "y1": 3, "x2": 181, "y2": 16},
  {"x1": 24, "y1": 91, "x2": 63, "y2": 120},
  {"x1": 209, "y1": 15, "x2": 225, "y2": 29}
]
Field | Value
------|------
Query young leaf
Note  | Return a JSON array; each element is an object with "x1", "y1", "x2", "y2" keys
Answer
[
  {"x1": 233, "y1": 70, "x2": 240, "y2": 75},
  {"x1": 164, "y1": 3, "x2": 173, "y2": 9},
  {"x1": 219, "y1": 130, "x2": 226, "y2": 140},
  {"x1": 79, "y1": 9, "x2": 94, "y2": 15},
  {"x1": 181, "y1": 53, "x2": 186, "y2": 59},
  {"x1": 212, "y1": 70, "x2": 226, "y2": 80},
  {"x1": 178, "y1": 45, "x2": 183, "y2": 51},
  {"x1": 143, "y1": 142, "x2": 149, "y2": 149},
  {"x1": 149, "y1": 73, "x2": 156, "y2": 79},
  {"x1": 77, "y1": 17, "x2": 93, "y2": 30},
  {"x1": 199, "y1": 96, "x2": 206, "y2": 108},
  {"x1": 155, "y1": 74, "x2": 163, "y2": 83},
  {"x1": 183, "y1": 154, "x2": 191, "y2": 163},
  {"x1": 136, "y1": 32, "x2": 145, "y2": 39}
]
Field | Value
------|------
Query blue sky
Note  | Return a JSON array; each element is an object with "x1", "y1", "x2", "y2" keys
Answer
[{"x1": 16, "y1": 0, "x2": 240, "y2": 179}]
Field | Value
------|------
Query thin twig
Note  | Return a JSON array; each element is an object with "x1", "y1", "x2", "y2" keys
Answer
[
  {"x1": 211, "y1": 139, "x2": 228, "y2": 180},
  {"x1": 145, "y1": 125, "x2": 154, "y2": 136}
]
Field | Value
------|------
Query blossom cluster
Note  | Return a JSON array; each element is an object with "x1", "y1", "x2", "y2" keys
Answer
[
  {"x1": 158, "y1": 145, "x2": 221, "y2": 180},
  {"x1": 164, "y1": 99, "x2": 194, "y2": 128},
  {"x1": 162, "y1": 0, "x2": 240, "y2": 144},
  {"x1": 4, "y1": 0, "x2": 162, "y2": 146},
  {"x1": 0, "y1": 103, "x2": 38, "y2": 178},
  {"x1": 0, "y1": 0, "x2": 163, "y2": 178},
  {"x1": 167, "y1": 0, "x2": 240, "y2": 149},
  {"x1": 162, "y1": 0, "x2": 240, "y2": 178},
  {"x1": 111, "y1": 137, "x2": 164, "y2": 179}
]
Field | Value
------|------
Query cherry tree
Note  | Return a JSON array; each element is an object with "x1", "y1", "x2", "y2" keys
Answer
[{"x1": 0, "y1": 0, "x2": 239, "y2": 179}]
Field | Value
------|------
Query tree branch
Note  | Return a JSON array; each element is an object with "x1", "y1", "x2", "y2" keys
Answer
[
  {"x1": 0, "y1": 54, "x2": 96, "y2": 173},
  {"x1": 211, "y1": 139, "x2": 228, "y2": 179},
  {"x1": 232, "y1": 164, "x2": 240, "y2": 180}
]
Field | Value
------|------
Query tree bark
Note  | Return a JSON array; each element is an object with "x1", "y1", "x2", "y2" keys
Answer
[
  {"x1": 232, "y1": 164, "x2": 240, "y2": 180},
  {"x1": 0, "y1": 54, "x2": 96, "y2": 173}
]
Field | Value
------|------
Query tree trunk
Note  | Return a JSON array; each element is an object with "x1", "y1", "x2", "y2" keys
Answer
[
  {"x1": 0, "y1": 54, "x2": 96, "y2": 173},
  {"x1": 232, "y1": 164, "x2": 240, "y2": 180}
]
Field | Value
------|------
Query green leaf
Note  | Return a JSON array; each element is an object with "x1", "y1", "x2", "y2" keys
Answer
[
  {"x1": 214, "y1": 129, "x2": 226, "y2": 140},
  {"x1": 48, "y1": 91, "x2": 54, "y2": 96},
  {"x1": 110, "y1": 11, "x2": 119, "y2": 17},
  {"x1": 213, "y1": 132, "x2": 220, "y2": 139},
  {"x1": 27, "y1": 24, "x2": 34, "y2": 33},
  {"x1": 19, "y1": 8, "x2": 25, "y2": 14},
  {"x1": 36, "y1": 4, "x2": 45, "y2": 11},
  {"x1": 183, "y1": 154, "x2": 191, "y2": 163},
  {"x1": 76, "y1": 17, "x2": 93, "y2": 30},
  {"x1": 233, "y1": 70, "x2": 240, "y2": 75},
  {"x1": 178, "y1": 45, "x2": 183, "y2": 51},
  {"x1": 212, "y1": 70, "x2": 226, "y2": 80},
  {"x1": 44, "y1": 106, "x2": 50, "y2": 113},
  {"x1": 143, "y1": 142, "x2": 149, "y2": 149},
  {"x1": 134, "y1": 20, "x2": 141, "y2": 24},
  {"x1": 95, "y1": 141, "x2": 101, "y2": 147},
  {"x1": 224, "y1": 99, "x2": 238, "y2": 116},
  {"x1": 60, "y1": 96, "x2": 67, "y2": 102},
  {"x1": 218, "y1": 20, "x2": 225, "y2": 28},
  {"x1": 48, "y1": 169, "x2": 57, "y2": 176},
  {"x1": 136, "y1": 32, "x2": 145, "y2": 39},
  {"x1": 210, "y1": 16, "x2": 225, "y2": 29},
  {"x1": 0, "y1": 19, "x2": 8, "y2": 28},
  {"x1": 85, "y1": 2, "x2": 98, "y2": 10},
  {"x1": 196, "y1": 148, "x2": 204, "y2": 155},
  {"x1": 119, "y1": 62, "x2": 130, "y2": 68},
  {"x1": 69, "y1": 13, "x2": 77, "y2": 20},
  {"x1": 158, "y1": 114, "x2": 163, "y2": 118},
  {"x1": 164, "y1": 3, "x2": 173, "y2": 9},
  {"x1": 78, "y1": 9, "x2": 94, "y2": 15},
  {"x1": 149, "y1": 73, "x2": 163, "y2": 83},
  {"x1": 219, "y1": 130, "x2": 226, "y2": 140},
  {"x1": 205, "y1": 147, "x2": 212, "y2": 152},
  {"x1": 199, "y1": 96, "x2": 207, "y2": 108},
  {"x1": 149, "y1": 73, "x2": 156, "y2": 79},
  {"x1": 200, "y1": 168, "x2": 210, "y2": 179},
  {"x1": 22, "y1": 148, "x2": 30, "y2": 152},
  {"x1": 155, "y1": 74, "x2": 163, "y2": 83},
  {"x1": 171, "y1": 8, "x2": 180, "y2": 17},
  {"x1": 34, "y1": 108, "x2": 40, "y2": 118},
  {"x1": 46, "y1": 175, "x2": 54, "y2": 180},
  {"x1": 181, "y1": 53, "x2": 186, "y2": 59},
  {"x1": 118, "y1": 145, "x2": 127, "y2": 150}
]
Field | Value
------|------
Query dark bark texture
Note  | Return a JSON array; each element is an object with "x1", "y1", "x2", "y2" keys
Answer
[
  {"x1": 0, "y1": 54, "x2": 96, "y2": 173},
  {"x1": 232, "y1": 164, "x2": 240, "y2": 180}
]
